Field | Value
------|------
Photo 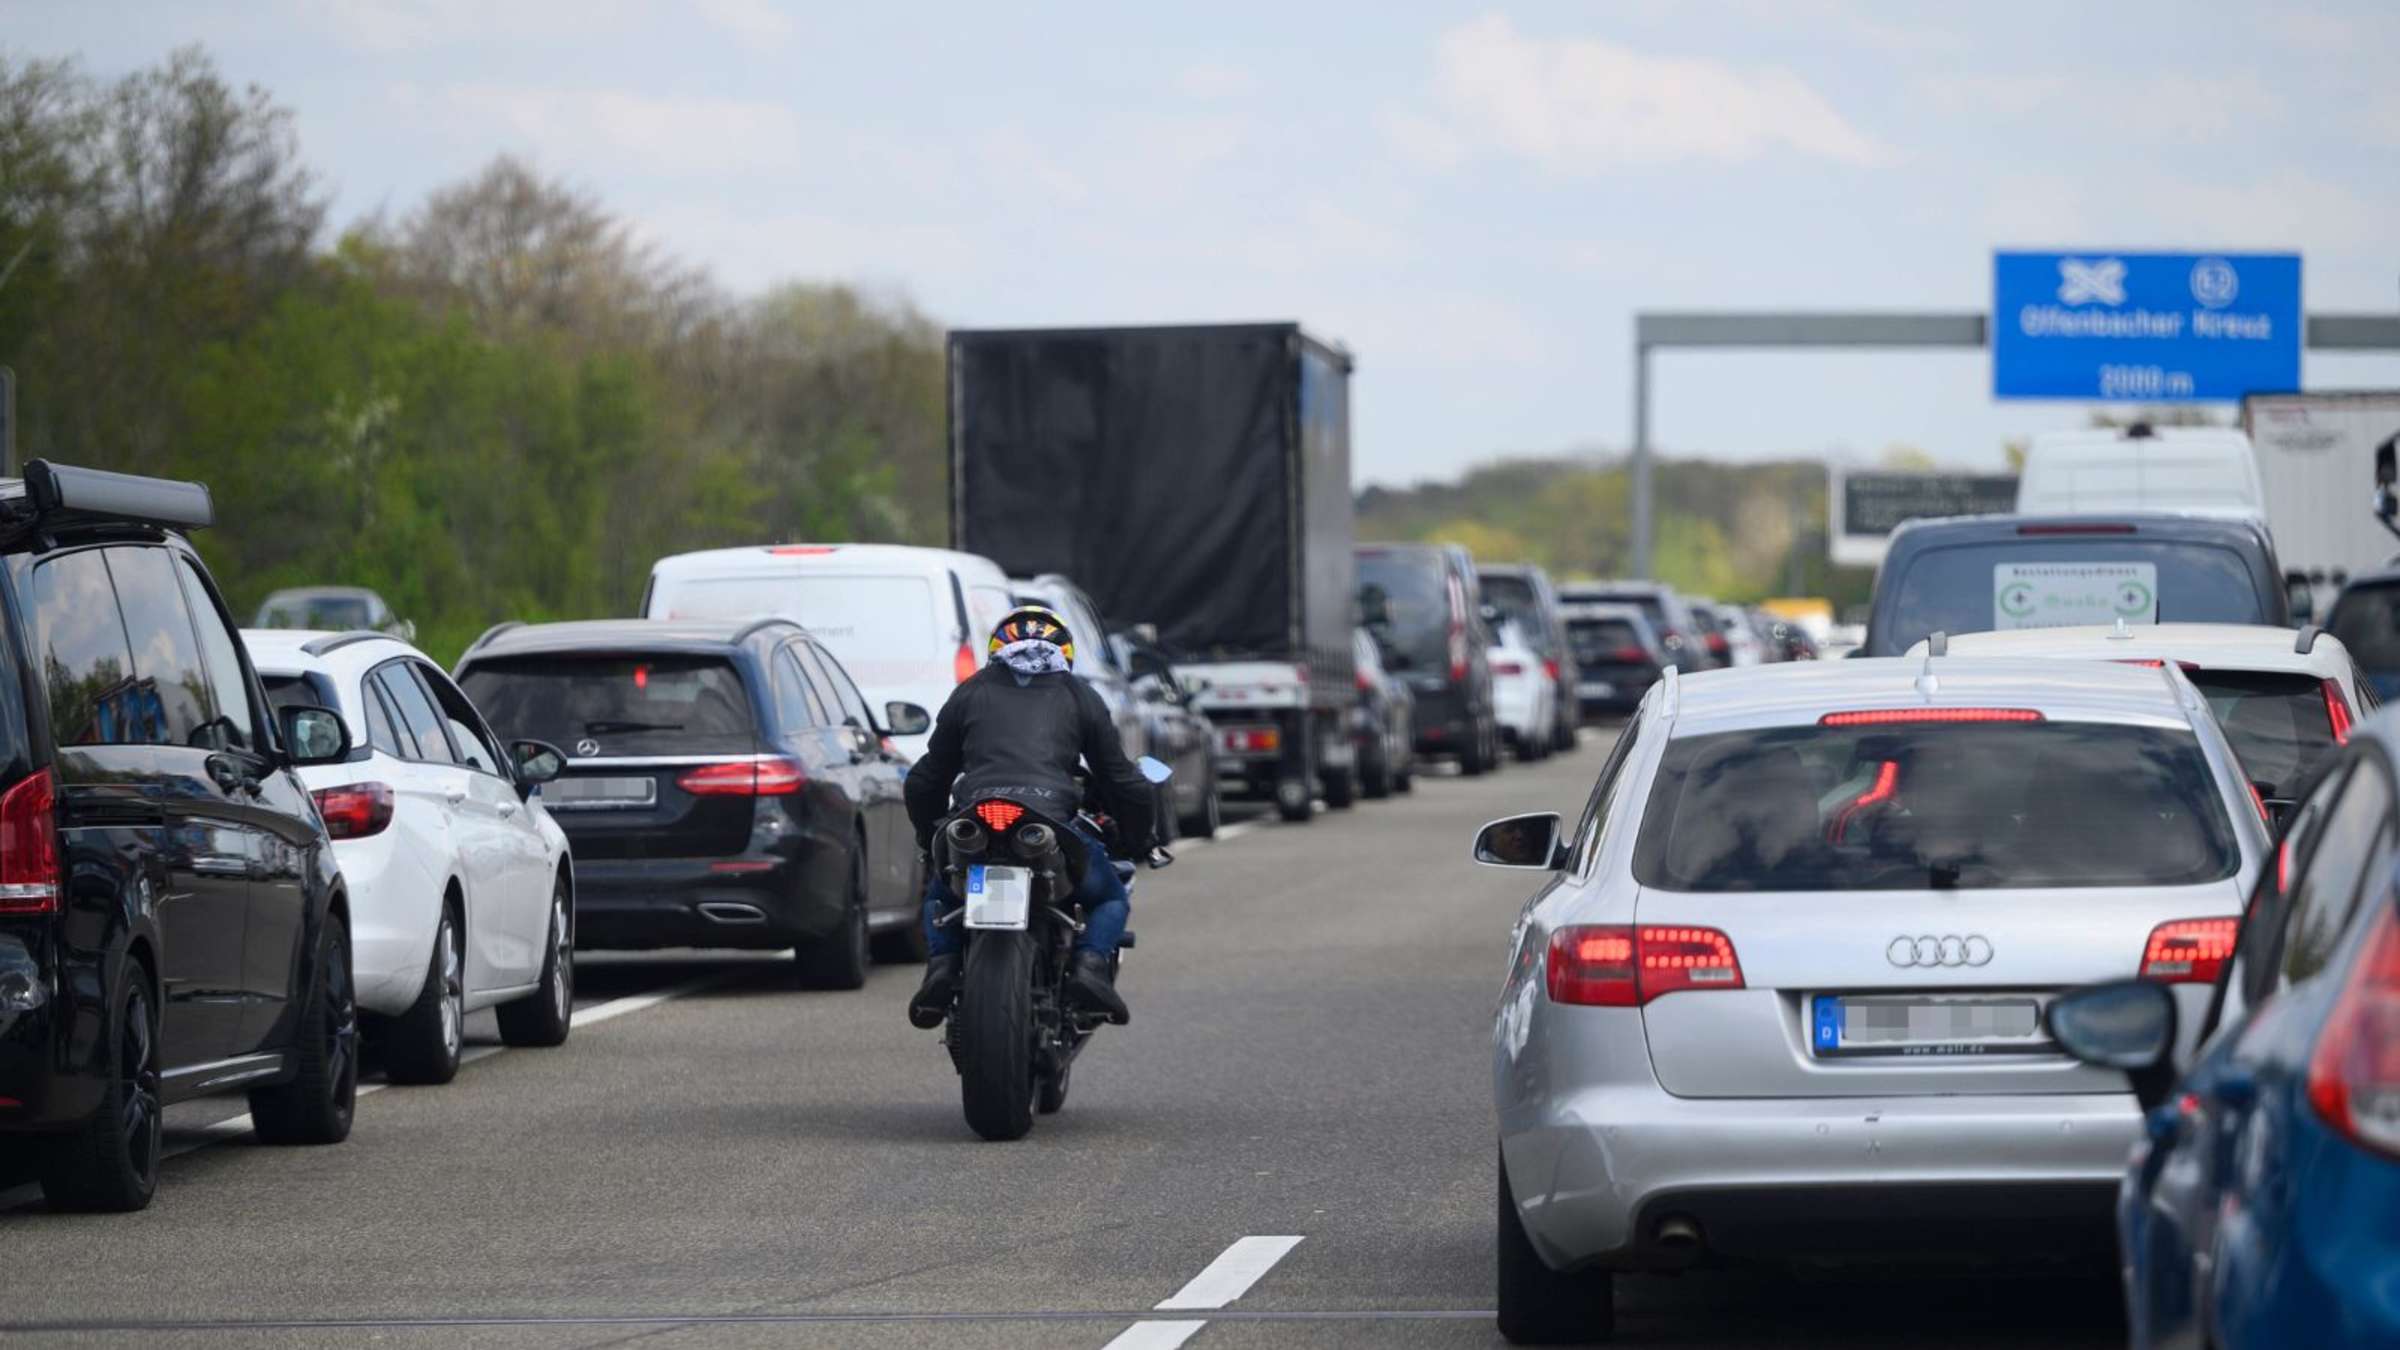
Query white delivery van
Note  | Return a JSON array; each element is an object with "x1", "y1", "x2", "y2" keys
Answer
[
  {"x1": 2244, "y1": 392, "x2": 2400, "y2": 590},
  {"x1": 2015, "y1": 425, "x2": 2267, "y2": 522},
  {"x1": 644, "y1": 544, "x2": 1017, "y2": 758}
]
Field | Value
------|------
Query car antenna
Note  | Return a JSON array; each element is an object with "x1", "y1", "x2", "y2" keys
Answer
[
  {"x1": 2106, "y1": 617, "x2": 2135, "y2": 641},
  {"x1": 1926, "y1": 630, "x2": 1948, "y2": 657}
]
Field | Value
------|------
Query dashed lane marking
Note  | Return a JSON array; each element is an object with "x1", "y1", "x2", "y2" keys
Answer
[{"x1": 1102, "y1": 1235, "x2": 1306, "y2": 1349}]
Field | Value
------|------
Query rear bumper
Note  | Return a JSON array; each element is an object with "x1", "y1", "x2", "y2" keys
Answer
[
  {"x1": 1411, "y1": 685, "x2": 1478, "y2": 749},
  {"x1": 572, "y1": 855, "x2": 840, "y2": 950},
  {"x1": 0, "y1": 934, "x2": 102, "y2": 1131},
  {"x1": 1493, "y1": 677, "x2": 1546, "y2": 739},
  {"x1": 336, "y1": 834, "x2": 443, "y2": 1017},
  {"x1": 1503, "y1": 1083, "x2": 2137, "y2": 1271}
]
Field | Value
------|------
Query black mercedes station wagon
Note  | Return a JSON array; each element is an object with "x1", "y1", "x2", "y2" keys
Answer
[{"x1": 0, "y1": 462, "x2": 360, "y2": 1211}]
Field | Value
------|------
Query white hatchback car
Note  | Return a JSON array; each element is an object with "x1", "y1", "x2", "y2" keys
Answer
[
  {"x1": 245, "y1": 630, "x2": 576, "y2": 1084},
  {"x1": 1907, "y1": 622, "x2": 2378, "y2": 808},
  {"x1": 1478, "y1": 658, "x2": 2268, "y2": 1343},
  {"x1": 1489, "y1": 621, "x2": 1558, "y2": 762}
]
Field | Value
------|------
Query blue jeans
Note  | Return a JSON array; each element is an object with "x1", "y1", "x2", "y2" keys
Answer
[{"x1": 923, "y1": 821, "x2": 1128, "y2": 959}]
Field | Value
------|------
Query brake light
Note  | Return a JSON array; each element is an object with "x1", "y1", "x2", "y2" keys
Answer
[
  {"x1": 1829, "y1": 761, "x2": 1899, "y2": 844},
  {"x1": 1819, "y1": 708, "x2": 2043, "y2": 727},
  {"x1": 1356, "y1": 669, "x2": 1373, "y2": 693},
  {"x1": 1543, "y1": 658, "x2": 1560, "y2": 682},
  {"x1": 1705, "y1": 632, "x2": 1730, "y2": 656},
  {"x1": 1611, "y1": 645, "x2": 1649, "y2": 664},
  {"x1": 767, "y1": 545, "x2": 838, "y2": 556},
  {"x1": 2248, "y1": 782, "x2": 2271, "y2": 828},
  {"x1": 2306, "y1": 904, "x2": 2400, "y2": 1159},
  {"x1": 311, "y1": 782, "x2": 395, "y2": 840},
  {"x1": 2139, "y1": 917, "x2": 2239, "y2": 984},
  {"x1": 2116, "y1": 659, "x2": 2201, "y2": 672},
  {"x1": 677, "y1": 759, "x2": 805, "y2": 796},
  {"x1": 1222, "y1": 726, "x2": 1281, "y2": 753},
  {"x1": 1493, "y1": 660, "x2": 1525, "y2": 677},
  {"x1": 2324, "y1": 679, "x2": 2355, "y2": 745},
  {"x1": 2016, "y1": 522, "x2": 2137, "y2": 535},
  {"x1": 1546, "y1": 925, "x2": 1744, "y2": 1006},
  {"x1": 0, "y1": 770, "x2": 60, "y2": 915},
  {"x1": 974, "y1": 800, "x2": 1025, "y2": 831},
  {"x1": 955, "y1": 642, "x2": 979, "y2": 684},
  {"x1": 634, "y1": 664, "x2": 648, "y2": 690}
]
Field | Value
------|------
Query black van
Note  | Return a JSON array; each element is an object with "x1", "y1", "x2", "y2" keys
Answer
[
  {"x1": 0, "y1": 462, "x2": 359, "y2": 1211},
  {"x1": 1356, "y1": 543, "x2": 1502, "y2": 775},
  {"x1": 1863, "y1": 512, "x2": 2293, "y2": 657}
]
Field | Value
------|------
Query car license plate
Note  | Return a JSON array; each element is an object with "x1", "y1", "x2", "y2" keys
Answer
[
  {"x1": 964, "y1": 864, "x2": 1031, "y2": 931},
  {"x1": 1810, "y1": 994, "x2": 2047, "y2": 1058},
  {"x1": 544, "y1": 775, "x2": 658, "y2": 809},
  {"x1": 1579, "y1": 681, "x2": 1616, "y2": 698}
]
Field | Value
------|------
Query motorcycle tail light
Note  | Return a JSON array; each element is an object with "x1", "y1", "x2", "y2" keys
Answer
[
  {"x1": 2139, "y1": 918, "x2": 2239, "y2": 984},
  {"x1": 974, "y1": 800, "x2": 1025, "y2": 831}
]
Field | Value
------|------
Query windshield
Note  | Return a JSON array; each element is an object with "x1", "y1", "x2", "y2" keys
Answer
[
  {"x1": 1878, "y1": 539, "x2": 2267, "y2": 656},
  {"x1": 2191, "y1": 670, "x2": 2338, "y2": 800},
  {"x1": 2331, "y1": 584, "x2": 2400, "y2": 671},
  {"x1": 1633, "y1": 721, "x2": 2239, "y2": 892},
  {"x1": 1357, "y1": 553, "x2": 1453, "y2": 671},
  {"x1": 458, "y1": 656, "x2": 757, "y2": 755},
  {"x1": 1568, "y1": 618, "x2": 1645, "y2": 666},
  {"x1": 656, "y1": 574, "x2": 939, "y2": 691}
]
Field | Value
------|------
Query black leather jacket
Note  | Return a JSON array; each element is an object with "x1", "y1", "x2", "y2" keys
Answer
[{"x1": 904, "y1": 663, "x2": 1155, "y2": 851}]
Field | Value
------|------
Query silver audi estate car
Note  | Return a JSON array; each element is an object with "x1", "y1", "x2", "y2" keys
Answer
[{"x1": 1480, "y1": 657, "x2": 2269, "y2": 1344}]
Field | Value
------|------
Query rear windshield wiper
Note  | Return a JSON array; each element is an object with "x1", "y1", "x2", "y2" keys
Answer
[{"x1": 584, "y1": 719, "x2": 684, "y2": 734}]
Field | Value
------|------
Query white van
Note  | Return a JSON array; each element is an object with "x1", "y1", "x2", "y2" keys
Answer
[
  {"x1": 2015, "y1": 425, "x2": 2267, "y2": 522},
  {"x1": 644, "y1": 544, "x2": 1017, "y2": 757}
]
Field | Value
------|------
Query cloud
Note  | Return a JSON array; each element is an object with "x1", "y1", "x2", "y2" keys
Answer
[
  {"x1": 1401, "y1": 14, "x2": 1891, "y2": 174},
  {"x1": 2131, "y1": 169, "x2": 2383, "y2": 254},
  {"x1": 1915, "y1": 70, "x2": 2286, "y2": 143}
]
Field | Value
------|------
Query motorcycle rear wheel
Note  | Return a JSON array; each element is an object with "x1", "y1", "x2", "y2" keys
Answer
[{"x1": 957, "y1": 932, "x2": 1037, "y2": 1141}]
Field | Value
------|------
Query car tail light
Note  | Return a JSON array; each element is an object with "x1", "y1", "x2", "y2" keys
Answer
[
  {"x1": 2306, "y1": 904, "x2": 2400, "y2": 1159},
  {"x1": 954, "y1": 642, "x2": 979, "y2": 684},
  {"x1": 678, "y1": 759, "x2": 805, "y2": 796},
  {"x1": 1819, "y1": 708, "x2": 2043, "y2": 727},
  {"x1": 1611, "y1": 645, "x2": 1649, "y2": 664},
  {"x1": 1222, "y1": 726, "x2": 1281, "y2": 753},
  {"x1": 1547, "y1": 925, "x2": 1744, "y2": 1006},
  {"x1": 2139, "y1": 917, "x2": 2239, "y2": 984},
  {"x1": 1543, "y1": 657, "x2": 1560, "y2": 682},
  {"x1": 1356, "y1": 669, "x2": 1373, "y2": 693},
  {"x1": 973, "y1": 799, "x2": 1025, "y2": 831},
  {"x1": 2324, "y1": 679, "x2": 2355, "y2": 745},
  {"x1": 311, "y1": 782, "x2": 394, "y2": 840},
  {"x1": 0, "y1": 769, "x2": 60, "y2": 915},
  {"x1": 2017, "y1": 522, "x2": 2137, "y2": 535},
  {"x1": 1493, "y1": 660, "x2": 1525, "y2": 677},
  {"x1": 1828, "y1": 761, "x2": 1899, "y2": 844},
  {"x1": 2116, "y1": 659, "x2": 2201, "y2": 672},
  {"x1": 1706, "y1": 632, "x2": 1730, "y2": 657}
]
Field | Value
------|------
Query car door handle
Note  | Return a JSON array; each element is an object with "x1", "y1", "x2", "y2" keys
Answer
[
  {"x1": 445, "y1": 789, "x2": 467, "y2": 806},
  {"x1": 495, "y1": 801, "x2": 518, "y2": 818}
]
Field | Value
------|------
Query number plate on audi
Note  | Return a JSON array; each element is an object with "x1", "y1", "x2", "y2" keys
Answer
[
  {"x1": 1810, "y1": 995, "x2": 2047, "y2": 1057},
  {"x1": 964, "y1": 864, "x2": 1031, "y2": 930}
]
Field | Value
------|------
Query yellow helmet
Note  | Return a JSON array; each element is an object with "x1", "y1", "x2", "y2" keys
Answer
[{"x1": 989, "y1": 605, "x2": 1075, "y2": 665}]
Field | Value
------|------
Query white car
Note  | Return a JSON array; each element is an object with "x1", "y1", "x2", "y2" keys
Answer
[
  {"x1": 1906, "y1": 622, "x2": 2377, "y2": 807},
  {"x1": 1488, "y1": 620, "x2": 1558, "y2": 762},
  {"x1": 2015, "y1": 424, "x2": 2267, "y2": 522},
  {"x1": 245, "y1": 630, "x2": 576, "y2": 1084},
  {"x1": 644, "y1": 543, "x2": 1018, "y2": 759}
]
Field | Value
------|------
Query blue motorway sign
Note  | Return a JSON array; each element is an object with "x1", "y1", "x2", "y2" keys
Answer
[{"x1": 1992, "y1": 251, "x2": 2301, "y2": 402}]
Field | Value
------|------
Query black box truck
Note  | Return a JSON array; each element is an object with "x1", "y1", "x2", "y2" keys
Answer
[{"x1": 948, "y1": 322, "x2": 1358, "y2": 822}]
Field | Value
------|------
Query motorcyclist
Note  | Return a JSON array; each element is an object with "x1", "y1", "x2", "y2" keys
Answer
[{"x1": 904, "y1": 605, "x2": 1154, "y2": 1029}]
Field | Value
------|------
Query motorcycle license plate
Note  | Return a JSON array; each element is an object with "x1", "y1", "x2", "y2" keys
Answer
[{"x1": 964, "y1": 865, "x2": 1031, "y2": 931}]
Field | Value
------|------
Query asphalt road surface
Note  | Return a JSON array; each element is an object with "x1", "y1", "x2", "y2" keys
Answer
[{"x1": 0, "y1": 734, "x2": 2126, "y2": 1348}]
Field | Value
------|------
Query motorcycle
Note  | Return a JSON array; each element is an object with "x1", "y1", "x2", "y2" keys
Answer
[{"x1": 930, "y1": 756, "x2": 1174, "y2": 1141}]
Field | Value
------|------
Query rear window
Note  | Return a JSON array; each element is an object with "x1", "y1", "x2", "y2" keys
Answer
[
  {"x1": 1482, "y1": 575, "x2": 1550, "y2": 647},
  {"x1": 656, "y1": 574, "x2": 938, "y2": 689},
  {"x1": 262, "y1": 672, "x2": 342, "y2": 720},
  {"x1": 1880, "y1": 539, "x2": 2268, "y2": 655},
  {"x1": 2191, "y1": 670, "x2": 2339, "y2": 801},
  {"x1": 1584, "y1": 591, "x2": 1672, "y2": 636},
  {"x1": 2330, "y1": 584, "x2": 2400, "y2": 670},
  {"x1": 260, "y1": 597, "x2": 370, "y2": 630},
  {"x1": 1358, "y1": 553, "x2": 1454, "y2": 670},
  {"x1": 458, "y1": 656, "x2": 757, "y2": 755},
  {"x1": 1568, "y1": 618, "x2": 1644, "y2": 665},
  {"x1": 1632, "y1": 721, "x2": 2239, "y2": 892}
]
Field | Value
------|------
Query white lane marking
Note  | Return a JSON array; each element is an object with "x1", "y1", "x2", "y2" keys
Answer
[
  {"x1": 1154, "y1": 1235, "x2": 1305, "y2": 1310},
  {"x1": 575, "y1": 968, "x2": 745, "y2": 1027},
  {"x1": 1101, "y1": 1235, "x2": 1304, "y2": 1349},
  {"x1": 1101, "y1": 1322, "x2": 1208, "y2": 1350}
]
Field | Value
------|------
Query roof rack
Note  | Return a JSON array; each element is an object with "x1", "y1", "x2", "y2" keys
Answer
[
  {"x1": 2295, "y1": 625, "x2": 2322, "y2": 656},
  {"x1": 300, "y1": 630, "x2": 402, "y2": 657},
  {"x1": 1657, "y1": 664, "x2": 1680, "y2": 720},
  {"x1": 9, "y1": 460, "x2": 214, "y2": 535}
]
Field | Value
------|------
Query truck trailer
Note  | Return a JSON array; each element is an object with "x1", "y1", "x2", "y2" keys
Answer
[
  {"x1": 2244, "y1": 392, "x2": 2400, "y2": 616},
  {"x1": 948, "y1": 322, "x2": 1359, "y2": 823}
]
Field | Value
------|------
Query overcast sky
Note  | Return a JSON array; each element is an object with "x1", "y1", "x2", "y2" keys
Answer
[{"x1": 13, "y1": 0, "x2": 2399, "y2": 485}]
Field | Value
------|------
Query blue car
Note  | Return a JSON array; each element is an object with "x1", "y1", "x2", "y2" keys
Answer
[{"x1": 2048, "y1": 723, "x2": 2400, "y2": 1348}]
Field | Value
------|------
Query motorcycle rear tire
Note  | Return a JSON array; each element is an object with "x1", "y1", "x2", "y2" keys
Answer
[{"x1": 957, "y1": 932, "x2": 1037, "y2": 1141}]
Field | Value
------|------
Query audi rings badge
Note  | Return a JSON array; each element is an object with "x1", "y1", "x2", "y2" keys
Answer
[{"x1": 1886, "y1": 935, "x2": 1993, "y2": 968}]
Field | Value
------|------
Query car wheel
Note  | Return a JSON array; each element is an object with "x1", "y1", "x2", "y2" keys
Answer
[
  {"x1": 1359, "y1": 736, "x2": 1393, "y2": 799},
  {"x1": 385, "y1": 904, "x2": 465, "y2": 1084},
  {"x1": 38, "y1": 965, "x2": 162, "y2": 1212},
  {"x1": 1323, "y1": 764, "x2": 1357, "y2": 809},
  {"x1": 796, "y1": 845, "x2": 871, "y2": 991},
  {"x1": 1179, "y1": 765, "x2": 1221, "y2": 840},
  {"x1": 250, "y1": 911, "x2": 358, "y2": 1146},
  {"x1": 1497, "y1": 1148, "x2": 1614, "y2": 1344},
  {"x1": 496, "y1": 880, "x2": 574, "y2": 1047},
  {"x1": 1459, "y1": 729, "x2": 1490, "y2": 776},
  {"x1": 1154, "y1": 783, "x2": 1179, "y2": 844}
]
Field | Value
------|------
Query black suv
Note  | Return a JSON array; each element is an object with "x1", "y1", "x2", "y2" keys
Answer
[
  {"x1": 1357, "y1": 543, "x2": 1503, "y2": 774},
  {"x1": 455, "y1": 619, "x2": 929, "y2": 988},
  {"x1": 0, "y1": 462, "x2": 359, "y2": 1211}
]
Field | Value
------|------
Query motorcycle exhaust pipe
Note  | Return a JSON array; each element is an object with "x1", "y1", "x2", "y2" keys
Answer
[{"x1": 944, "y1": 816, "x2": 988, "y2": 857}]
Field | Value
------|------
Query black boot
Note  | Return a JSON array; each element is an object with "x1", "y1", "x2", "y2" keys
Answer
[
  {"x1": 908, "y1": 954, "x2": 960, "y2": 1029},
  {"x1": 1064, "y1": 950, "x2": 1129, "y2": 1026}
]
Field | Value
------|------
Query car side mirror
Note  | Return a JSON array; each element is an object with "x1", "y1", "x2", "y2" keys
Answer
[
  {"x1": 884, "y1": 701, "x2": 932, "y2": 737},
  {"x1": 2045, "y1": 979, "x2": 2180, "y2": 1112},
  {"x1": 1473, "y1": 812, "x2": 1568, "y2": 870},
  {"x1": 511, "y1": 739, "x2": 567, "y2": 789},
  {"x1": 2284, "y1": 573, "x2": 2317, "y2": 625},
  {"x1": 280, "y1": 705, "x2": 353, "y2": 767}
]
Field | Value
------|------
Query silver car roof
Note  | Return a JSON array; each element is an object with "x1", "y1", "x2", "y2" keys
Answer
[{"x1": 1661, "y1": 656, "x2": 2199, "y2": 737}]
